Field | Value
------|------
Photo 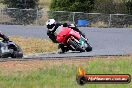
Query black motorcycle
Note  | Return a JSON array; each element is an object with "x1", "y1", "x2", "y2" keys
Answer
[{"x1": 0, "y1": 40, "x2": 23, "y2": 58}]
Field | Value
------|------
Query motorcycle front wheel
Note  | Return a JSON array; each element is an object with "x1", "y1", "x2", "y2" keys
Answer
[
  {"x1": 9, "y1": 45, "x2": 23, "y2": 58},
  {"x1": 85, "y1": 42, "x2": 92, "y2": 52}
]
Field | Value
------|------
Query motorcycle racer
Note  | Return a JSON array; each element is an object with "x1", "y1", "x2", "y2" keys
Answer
[
  {"x1": 46, "y1": 19, "x2": 86, "y2": 53},
  {"x1": 0, "y1": 31, "x2": 9, "y2": 42}
]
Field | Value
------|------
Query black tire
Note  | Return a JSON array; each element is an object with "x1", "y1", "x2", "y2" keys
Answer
[
  {"x1": 12, "y1": 51, "x2": 23, "y2": 58},
  {"x1": 85, "y1": 43, "x2": 92, "y2": 52},
  {"x1": 68, "y1": 39, "x2": 85, "y2": 52},
  {"x1": 9, "y1": 45, "x2": 23, "y2": 58}
]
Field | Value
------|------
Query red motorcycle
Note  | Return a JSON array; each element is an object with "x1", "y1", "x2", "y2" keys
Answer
[{"x1": 55, "y1": 26, "x2": 92, "y2": 52}]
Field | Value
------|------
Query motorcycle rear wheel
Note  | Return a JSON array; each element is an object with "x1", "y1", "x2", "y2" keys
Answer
[{"x1": 68, "y1": 39, "x2": 85, "y2": 52}]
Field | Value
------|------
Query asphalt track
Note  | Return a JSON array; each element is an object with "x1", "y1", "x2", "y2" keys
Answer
[{"x1": 0, "y1": 25, "x2": 132, "y2": 58}]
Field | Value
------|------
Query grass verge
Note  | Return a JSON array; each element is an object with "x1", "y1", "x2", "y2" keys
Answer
[
  {"x1": 9, "y1": 36, "x2": 58, "y2": 55},
  {"x1": 0, "y1": 56, "x2": 132, "y2": 88}
]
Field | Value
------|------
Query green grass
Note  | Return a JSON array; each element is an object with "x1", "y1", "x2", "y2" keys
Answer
[
  {"x1": 128, "y1": 25, "x2": 132, "y2": 28},
  {"x1": 39, "y1": 0, "x2": 51, "y2": 10},
  {"x1": 0, "y1": 0, "x2": 51, "y2": 10},
  {"x1": 0, "y1": 56, "x2": 132, "y2": 88}
]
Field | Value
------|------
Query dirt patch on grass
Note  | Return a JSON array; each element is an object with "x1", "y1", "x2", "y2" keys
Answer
[
  {"x1": 0, "y1": 56, "x2": 130, "y2": 75},
  {"x1": 0, "y1": 58, "x2": 93, "y2": 75},
  {"x1": 0, "y1": 60, "x2": 47, "y2": 75}
]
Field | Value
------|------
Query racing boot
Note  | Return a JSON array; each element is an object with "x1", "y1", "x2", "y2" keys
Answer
[{"x1": 58, "y1": 44, "x2": 69, "y2": 54}]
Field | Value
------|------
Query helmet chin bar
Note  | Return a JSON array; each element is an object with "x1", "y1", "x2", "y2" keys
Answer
[{"x1": 49, "y1": 26, "x2": 55, "y2": 31}]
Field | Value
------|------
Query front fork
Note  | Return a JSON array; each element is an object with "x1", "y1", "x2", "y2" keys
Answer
[
  {"x1": 67, "y1": 36, "x2": 80, "y2": 50},
  {"x1": 79, "y1": 36, "x2": 88, "y2": 48}
]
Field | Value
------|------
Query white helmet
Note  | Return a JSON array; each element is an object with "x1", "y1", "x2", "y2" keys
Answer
[{"x1": 46, "y1": 19, "x2": 56, "y2": 31}]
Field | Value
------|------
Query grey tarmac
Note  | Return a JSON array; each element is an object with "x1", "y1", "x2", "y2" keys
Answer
[{"x1": 0, "y1": 25, "x2": 132, "y2": 58}]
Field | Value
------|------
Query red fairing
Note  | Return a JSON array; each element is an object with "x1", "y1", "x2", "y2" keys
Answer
[
  {"x1": 56, "y1": 27, "x2": 80, "y2": 43},
  {"x1": 69, "y1": 29, "x2": 80, "y2": 40}
]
